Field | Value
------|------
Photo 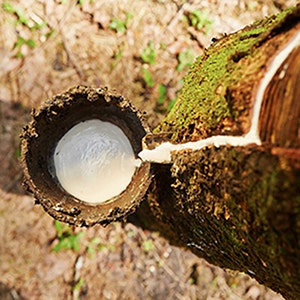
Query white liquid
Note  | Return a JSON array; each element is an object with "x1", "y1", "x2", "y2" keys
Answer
[{"x1": 54, "y1": 119, "x2": 141, "y2": 204}]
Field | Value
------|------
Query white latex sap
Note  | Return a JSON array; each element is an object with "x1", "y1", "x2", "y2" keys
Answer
[{"x1": 54, "y1": 119, "x2": 140, "y2": 204}]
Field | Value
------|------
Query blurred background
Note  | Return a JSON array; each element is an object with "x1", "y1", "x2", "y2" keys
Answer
[{"x1": 0, "y1": 0, "x2": 297, "y2": 299}]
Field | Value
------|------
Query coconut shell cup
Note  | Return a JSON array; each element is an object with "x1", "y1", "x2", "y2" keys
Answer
[{"x1": 21, "y1": 86, "x2": 152, "y2": 226}]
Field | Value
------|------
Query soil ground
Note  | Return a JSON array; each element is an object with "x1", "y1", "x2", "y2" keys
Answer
[{"x1": 0, "y1": 0, "x2": 297, "y2": 299}]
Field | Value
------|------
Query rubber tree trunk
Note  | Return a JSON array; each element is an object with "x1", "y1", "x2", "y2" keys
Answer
[
  {"x1": 136, "y1": 5, "x2": 300, "y2": 300},
  {"x1": 20, "y1": 5, "x2": 300, "y2": 300}
]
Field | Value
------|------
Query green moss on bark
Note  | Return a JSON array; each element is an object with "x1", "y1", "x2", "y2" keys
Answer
[{"x1": 157, "y1": 4, "x2": 300, "y2": 142}]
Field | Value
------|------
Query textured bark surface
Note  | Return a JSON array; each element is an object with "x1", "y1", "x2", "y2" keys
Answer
[
  {"x1": 136, "y1": 5, "x2": 300, "y2": 300},
  {"x1": 259, "y1": 46, "x2": 300, "y2": 148}
]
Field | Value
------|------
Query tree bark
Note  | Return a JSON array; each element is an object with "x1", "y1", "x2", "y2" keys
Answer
[{"x1": 135, "y1": 5, "x2": 300, "y2": 300}]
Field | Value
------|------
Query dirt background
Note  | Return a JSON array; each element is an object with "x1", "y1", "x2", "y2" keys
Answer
[{"x1": 0, "y1": 0, "x2": 298, "y2": 299}]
